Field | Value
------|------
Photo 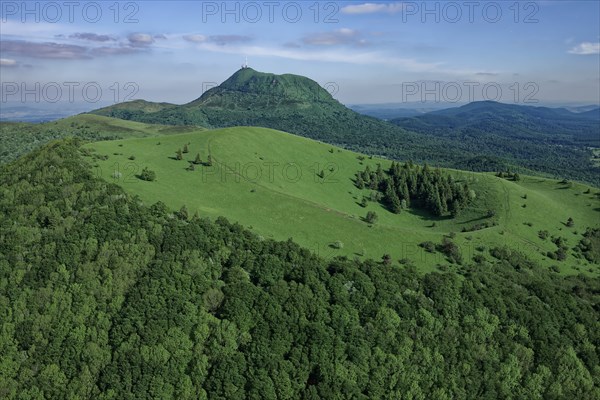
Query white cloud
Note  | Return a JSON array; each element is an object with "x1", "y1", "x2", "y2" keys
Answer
[
  {"x1": 183, "y1": 34, "x2": 207, "y2": 43},
  {"x1": 0, "y1": 58, "x2": 18, "y2": 67},
  {"x1": 128, "y1": 33, "x2": 155, "y2": 47},
  {"x1": 302, "y1": 28, "x2": 363, "y2": 46},
  {"x1": 568, "y1": 42, "x2": 600, "y2": 55},
  {"x1": 186, "y1": 41, "x2": 454, "y2": 74},
  {"x1": 341, "y1": 2, "x2": 405, "y2": 15}
]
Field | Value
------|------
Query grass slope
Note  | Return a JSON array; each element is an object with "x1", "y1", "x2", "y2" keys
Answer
[
  {"x1": 0, "y1": 114, "x2": 205, "y2": 163},
  {"x1": 85, "y1": 126, "x2": 600, "y2": 274}
]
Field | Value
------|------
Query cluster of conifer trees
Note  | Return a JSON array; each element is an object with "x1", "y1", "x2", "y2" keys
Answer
[{"x1": 355, "y1": 162, "x2": 473, "y2": 217}]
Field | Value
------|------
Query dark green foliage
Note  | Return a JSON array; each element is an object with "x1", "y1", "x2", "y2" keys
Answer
[
  {"x1": 139, "y1": 167, "x2": 156, "y2": 181},
  {"x1": 420, "y1": 241, "x2": 436, "y2": 253},
  {"x1": 575, "y1": 228, "x2": 600, "y2": 263},
  {"x1": 462, "y1": 220, "x2": 497, "y2": 232},
  {"x1": 183, "y1": 143, "x2": 189, "y2": 153},
  {"x1": 548, "y1": 236, "x2": 569, "y2": 261},
  {"x1": 194, "y1": 153, "x2": 202, "y2": 165},
  {"x1": 364, "y1": 211, "x2": 378, "y2": 224},
  {"x1": 356, "y1": 161, "x2": 471, "y2": 217},
  {"x1": 497, "y1": 171, "x2": 522, "y2": 181},
  {"x1": 437, "y1": 237, "x2": 462, "y2": 264},
  {"x1": 566, "y1": 217, "x2": 574, "y2": 227},
  {"x1": 359, "y1": 196, "x2": 368, "y2": 208},
  {"x1": 0, "y1": 139, "x2": 599, "y2": 399}
]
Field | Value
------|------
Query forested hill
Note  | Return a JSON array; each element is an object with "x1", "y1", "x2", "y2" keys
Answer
[
  {"x1": 391, "y1": 101, "x2": 600, "y2": 185},
  {"x1": 89, "y1": 70, "x2": 600, "y2": 185},
  {"x1": 1, "y1": 139, "x2": 599, "y2": 398}
]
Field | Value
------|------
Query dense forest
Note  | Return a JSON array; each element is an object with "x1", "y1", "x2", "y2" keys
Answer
[
  {"x1": 1, "y1": 139, "x2": 599, "y2": 399},
  {"x1": 355, "y1": 161, "x2": 472, "y2": 216}
]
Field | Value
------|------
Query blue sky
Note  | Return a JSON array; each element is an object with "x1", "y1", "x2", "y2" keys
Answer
[{"x1": 1, "y1": 1, "x2": 599, "y2": 108}]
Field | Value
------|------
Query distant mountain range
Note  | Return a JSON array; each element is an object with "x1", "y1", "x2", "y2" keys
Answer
[
  {"x1": 391, "y1": 100, "x2": 600, "y2": 147},
  {"x1": 87, "y1": 68, "x2": 599, "y2": 185},
  {"x1": 350, "y1": 102, "x2": 600, "y2": 121}
]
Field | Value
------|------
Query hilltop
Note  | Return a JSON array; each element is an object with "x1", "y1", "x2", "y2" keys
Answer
[{"x1": 190, "y1": 67, "x2": 336, "y2": 105}]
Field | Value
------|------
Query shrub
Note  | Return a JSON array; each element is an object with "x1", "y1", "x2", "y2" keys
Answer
[
  {"x1": 437, "y1": 238, "x2": 462, "y2": 264},
  {"x1": 365, "y1": 211, "x2": 378, "y2": 224},
  {"x1": 139, "y1": 167, "x2": 156, "y2": 182},
  {"x1": 419, "y1": 241, "x2": 436, "y2": 253},
  {"x1": 331, "y1": 240, "x2": 344, "y2": 249}
]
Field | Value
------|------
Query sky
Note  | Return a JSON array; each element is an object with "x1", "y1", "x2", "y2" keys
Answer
[{"x1": 1, "y1": 0, "x2": 599, "y2": 110}]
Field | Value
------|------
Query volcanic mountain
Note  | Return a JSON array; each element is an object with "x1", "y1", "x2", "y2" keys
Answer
[{"x1": 91, "y1": 68, "x2": 424, "y2": 150}]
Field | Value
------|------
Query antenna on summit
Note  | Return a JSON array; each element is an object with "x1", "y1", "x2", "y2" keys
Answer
[{"x1": 241, "y1": 56, "x2": 248, "y2": 69}]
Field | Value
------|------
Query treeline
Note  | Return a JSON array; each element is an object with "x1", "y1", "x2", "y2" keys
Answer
[
  {"x1": 355, "y1": 161, "x2": 473, "y2": 216},
  {"x1": 0, "y1": 140, "x2": 599, "y2": 399}
]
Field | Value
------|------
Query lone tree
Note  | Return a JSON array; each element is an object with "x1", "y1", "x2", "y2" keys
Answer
[
  {"x1": 365, "y1": 211, "x2": 378, "y2": 224},
  {"x1": 566, "y1": 217, "x2": 574, "y2": 227},
  {"x1": 206, "y1": 154, "x2": 213, "y2": 166},
  {"x1": 139, "y1": 167, "x2": 156, "y2": 182},
  {"x1": 183, "y1": 144, "x2": 189, "y2": 153},
  {"x1": 176, "y1": 149, "x2": 183, "y2": 160},
  {"x1": 360, "y1": 197, "x2": 368, "y2": 208},
  {"x1": 382, "y1": 254, "x2": 392, "y2": 266},
  {"x1": 194, "y1": 153, "x2": 202, "y2": 165}
]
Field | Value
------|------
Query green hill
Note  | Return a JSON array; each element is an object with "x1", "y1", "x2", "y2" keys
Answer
[
  {"x1": 0, "y1": 114, "x2": 204, "y2": 164},
  {"x1": 89, "y1": 70, "x2": 600, "y2": 185},
  {"x1": 85, "y1": 126, "x2": 600, "y2": 274}
]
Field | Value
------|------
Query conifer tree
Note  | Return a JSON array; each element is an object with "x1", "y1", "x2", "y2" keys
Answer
[{"x1": 386, "y1": 185, "x2": 402, "y2": 214}]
